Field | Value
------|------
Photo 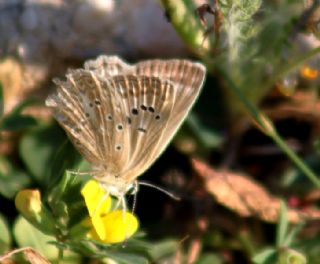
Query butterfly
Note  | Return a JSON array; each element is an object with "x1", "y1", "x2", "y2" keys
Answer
[{"x1": 46, "y1": 55, "x2": 206, "y2": 206}]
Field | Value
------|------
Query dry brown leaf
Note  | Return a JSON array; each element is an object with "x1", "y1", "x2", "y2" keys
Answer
[
  {"x1": 192, "y1": 158, "x2": 320, "y2": 223},
  {"x1": 0, "y1": 247, "x2": 51, "y2": 264},
  {"x1": 0, "y1": 58, "x2": 49, "y2": 114},
  {"x1": 23, "y1": 248, "x2": 51, "y2": 264}
]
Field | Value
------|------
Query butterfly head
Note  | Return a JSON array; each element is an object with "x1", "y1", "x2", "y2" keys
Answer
[{"x1": 93, "y1": 170, "x2": 136, "y2": 198}]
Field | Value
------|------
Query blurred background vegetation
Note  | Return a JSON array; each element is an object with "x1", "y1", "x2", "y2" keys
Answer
[{"x1": 1, "y1": 0, "x2": 320, "y2": 263}]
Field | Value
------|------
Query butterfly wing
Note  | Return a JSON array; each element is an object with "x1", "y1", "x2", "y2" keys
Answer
[
  {"x1": 47, "y1": 56, "x2": 206, "y2": 186},
  {"x1": 104, "y1": 74, "x2": 176, "y2": 181},
  {"x1": 46, "y1": 69, "x2": 133, "y2": 173},
  {"x1": 46, "y1": 68, "x2": 177, "y2": 181},
  {"x1": 84, "y1": 55, "x2": 133, "y2": 78},
  {"x1": 46, "y1": 72, "x2": 104, "y2": 165},
  {"x1": 119, "y1": 59, "x2": 206, "y2": 181},
  {"x1": 134, "y1": 59, "x2": 205, "y2": 129}
]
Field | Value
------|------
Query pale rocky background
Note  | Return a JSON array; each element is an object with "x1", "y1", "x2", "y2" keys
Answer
[{"x1": 0, "y1": 0, "x2": 188, "y2": 115}]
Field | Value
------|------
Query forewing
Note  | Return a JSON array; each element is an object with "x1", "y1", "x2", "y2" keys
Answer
[
  {"x1": 46, "y1": 70, "x2": 131, "y2": 172},
  {"x1": 46, "y1": 74, "x2": 102, "y2": 165},
  {"x1": 132, "y1": 60, "x2": 206, "y2": 162},
  {"x1": 108, "y1": 75, "x2": 176, "y2": 181}
]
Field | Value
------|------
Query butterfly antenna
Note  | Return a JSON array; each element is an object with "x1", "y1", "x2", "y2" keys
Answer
[
  {"x1": 66, "y1": 169, "x2": 92, "y2": 176},
  {"x1": 131, "y1": 189, "x2": 138, "y2": 215},
  {"x1": 139, "y1": 181, "x2": 181, "y2": 201},
  {"x1": 131, "y1": 181, "x2": 139, "y2": 214}
]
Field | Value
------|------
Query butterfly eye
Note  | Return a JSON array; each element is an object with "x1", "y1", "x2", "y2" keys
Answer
[
  {"x1": 148, "y1": 106, "x2": 155, "y2": 113},
  {"x1": 155, "y1": 115, "x2": 160, "y2": 120},
  {"x1": 140, "y1": 105, "x2": 147, "y2": 111},
  {"x1": 131, "y1": 108, "x2": 139, "y2": 115},
  {"x1": 117, "y1": 124, "x2": 123, "y2": 131}
]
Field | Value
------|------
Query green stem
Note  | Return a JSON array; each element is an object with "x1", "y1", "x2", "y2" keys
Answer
[
  {"x1": 270, "y1": 128, "x2": 320, "y2": 187},
  {"x1": 57, "y1": 247, "x2": 64, "y2": 264},
  {"x1": 216, "y1": 66, "x2": 320, "y2": 188},
  {"x1": 160, "y1": 0, "x2": 213, "y2": 53},
  {"x1": 238, "y1": 231, "x2": 256, "y2": 257}
]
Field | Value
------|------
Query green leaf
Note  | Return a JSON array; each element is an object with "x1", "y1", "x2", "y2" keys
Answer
[
  {"x1": 277, "y1": 248, "x2": 307, "y2": 264},
  {"x1": 314, "y1": 138, "x2": 320, "y2": 154},
  {"x1": 106, "y1": 252, "x2": 149, "y2": 264},
  {"x1": 19, "y1": 124, "x2": 77, "y2": 185},
  {"x1": 13, "y1": 216, "x2": 79, "y2": 263},
  {"x1": 185, "y1": 112, "x2": 223, "y2": 149},
  {"x1": 55, "y1": 238, "x2": 151, "y2": 262},
  {"x1": 10, "y1": 97, "x2": 39, "y2": 116},
  {"x1": 47, "y1": 141, "x2": 85, "y2": 188},
  {"x1": 195, "y1": 253, "x2": 224, "y2": 264},
  {"x1": 0, "y1": 213, "x2": 11, "y2": 254},
  {"x1": 13, "y1": 216, "x2": 59, "y2": 260},
  {"x1": 48, "y1": 172, "x2": 79, "y2": 206},
  {"x1": 276, "y1": 201, "x2": 288, "y2": 247},
  {"x1": 252, "y1": 248, "x2": 277, "y2": 264},
  {"x1": 20, "y1": 124, "x2": 63, "y2": 183},
  {"x1": 148, "y1": 239, "x2": 178, "y2": 261},
  {"x1": 0, "y1": 155, "x2": 30, "y2": 199},
  {"x1": 1, "y1": 114, "x2": 37, "y2": 131},
  {"x1": 59, "y1": 240, "x2": 99, "y2": 256},
  {"x1": 284, "y1": 222, "x2": 304, "y2": 247},
  {"x1": 0, "y1": 97, "x2": 39, "y2": 131},
  {"x1": 47, "y1": 172, "x2": 88, "y2": 235}
]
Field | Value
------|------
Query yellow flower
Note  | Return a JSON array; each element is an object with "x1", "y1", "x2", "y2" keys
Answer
[
  {"x1": 15, "y1": 189, "x2": 42, "y2": 215},
  {"x1": 300, "y1": 65, "x2": 318, "y2": 80},
  {"x1": 15, "y1": 189, "x2": 56, "y2": 234},
  {"x1": 81, "y1": 180, "x2": 112, "y2": 217},
  {"x1": 81, "y1": 180, "x2": 139, "y2": 244}
]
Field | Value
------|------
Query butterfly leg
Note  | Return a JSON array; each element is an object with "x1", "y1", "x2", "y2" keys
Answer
[
  {"x1": 121, "y1": 196, "x2": 128, "y2": 220},
  {"x1": 93, "y1": 191, "x2": 110, "y2": 217},
  {"x1": 113, "y1": 197, "x2": 122, "y2": 211}
]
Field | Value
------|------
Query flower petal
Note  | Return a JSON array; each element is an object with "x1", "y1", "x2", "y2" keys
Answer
[
  {"x1": 15, "y1": 189, "x2": 56, "y2": 235},
  {"x1": 15, "y1": 189, "x2": 42, "y2": 215},
  {"x1": 99, "y1": 210, "x2": 139, "y2": 244},
  {"x1": 85, "y1": 214, "x2": 104, "y2": 241},
  {"x1": 81, "y1": 180, "x2": 112, "y2": 217},
  {"x1": 300, "y1": 65, "x2": 318, "y2": 80}
]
